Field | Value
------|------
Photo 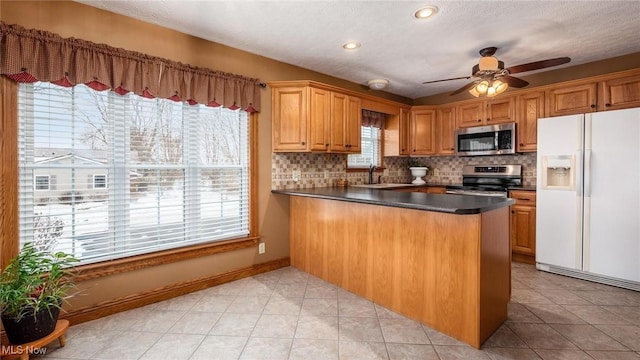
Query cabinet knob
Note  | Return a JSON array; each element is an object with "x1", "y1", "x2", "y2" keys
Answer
[
  {"x1": 487, "y1": 118, "x2": 490, "y2": 122},
  {"x1": 325, "y1": 143, "x2": 329, "y2": 147},
  {"x1": 301, "y1": 141, "x2": 306, "y2": 145},
  {"x1": 477, "y1": 119, "x2": 482, "y2": 122},
  {"x1": 605, "y1": 103, "x2": 611, "y2": 107},
  {"x1": 590, "y1": 104, "x2": 596, "y2": 109},
  {"x1": 520, "y1": 143, "x2": 524, "y2": 146}
]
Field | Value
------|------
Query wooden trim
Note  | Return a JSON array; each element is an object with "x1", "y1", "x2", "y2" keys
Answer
[
  {"x1": 512, "y1": 252, "x2": 535, "y2": 265},
  {"x1": 74, "y1": 237, "x2": 259, "y2": 282},
  {"x1": 249, "y1": 111, "x2": 259, "y2": 238},
  {"x1": 0, "y1": 76, "x2": 19, "y2": 270},
  {"x1": 0, "y1": 257, "x2": 290, "y2": 342}
]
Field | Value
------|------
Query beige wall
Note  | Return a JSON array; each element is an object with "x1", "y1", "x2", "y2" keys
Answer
[{"x1": 0, "y1": 0, "x2": 410, "y2": 312}]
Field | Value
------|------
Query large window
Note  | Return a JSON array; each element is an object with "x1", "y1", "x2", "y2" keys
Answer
[{"x1": 18, "y1": 82, "x2": 251, "y2": 265}]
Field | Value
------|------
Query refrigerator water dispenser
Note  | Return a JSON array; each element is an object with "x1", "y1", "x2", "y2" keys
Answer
[{"x1": 541, "y1": 155, "x2": 575, "y2": 190}]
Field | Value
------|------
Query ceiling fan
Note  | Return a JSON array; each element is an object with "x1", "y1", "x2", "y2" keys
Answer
[{"x1": 423, "y1": 47, "x2": 571, "y2": 97}]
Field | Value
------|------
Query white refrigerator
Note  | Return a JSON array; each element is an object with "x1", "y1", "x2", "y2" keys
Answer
[{"x1": 536, "y1": 107, "x2": 640, "y2": 291}]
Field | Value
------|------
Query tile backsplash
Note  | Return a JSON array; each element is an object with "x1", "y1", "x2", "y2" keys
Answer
[{"x1": 272, "y1": 152, "x2": 537, "y2": 189}]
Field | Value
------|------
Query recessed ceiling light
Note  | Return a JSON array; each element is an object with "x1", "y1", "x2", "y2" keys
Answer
[
  {"x1": 414, "y1": 6, "x2": 438, "y2": 19},
  {"x1": 342, "y1": 42, "x2": 361, "y2": 50}
]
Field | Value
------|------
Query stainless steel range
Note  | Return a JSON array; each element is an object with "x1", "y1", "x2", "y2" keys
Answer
[{"x1": 445, "y1": 164, "x2": 522, "y2": 198}]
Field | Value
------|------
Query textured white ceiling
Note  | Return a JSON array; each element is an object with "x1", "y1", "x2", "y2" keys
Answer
[{"x1": 75, "y1": 0, "x2": 640, "y2": 99}]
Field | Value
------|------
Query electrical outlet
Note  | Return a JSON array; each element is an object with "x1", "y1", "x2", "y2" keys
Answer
[
  {"x1": 433, "y1": 168, "x2": 439, "y2": 176},
  {"x1": 324, "y1": 170, "x2": 330, "y2": 179},
  {"x1": 258, "y1": 242, "x2": 266, "y2": 254},
  {"x1": 292, "y1": 170, "x2": 301, "y2": 182}
]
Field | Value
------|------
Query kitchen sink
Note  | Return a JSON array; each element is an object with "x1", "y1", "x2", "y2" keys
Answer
[{"x1": 351, "y1": 183, "x2": 414, "y2": 189}]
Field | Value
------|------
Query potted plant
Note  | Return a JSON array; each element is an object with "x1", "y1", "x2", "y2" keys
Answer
[
  {"x1": 407, "y1": 158, "x2": 430, "y2": 185},
  {"x1": 0, "y1": 242, "x2": 78, "y2": 344}
]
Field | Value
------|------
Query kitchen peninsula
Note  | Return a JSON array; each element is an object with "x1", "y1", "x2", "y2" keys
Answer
[{"x1": 272, "y1": 187, "x2": 514, "y2": 348}]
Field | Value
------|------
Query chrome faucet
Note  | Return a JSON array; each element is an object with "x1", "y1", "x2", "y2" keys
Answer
[{"x1": 368, "y1": 163, "x2": 375, "y2": 184}]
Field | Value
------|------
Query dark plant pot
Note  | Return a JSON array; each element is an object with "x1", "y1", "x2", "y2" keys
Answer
[{"x1": 1, "y1": 305, "x2": 61, "y2": 344}]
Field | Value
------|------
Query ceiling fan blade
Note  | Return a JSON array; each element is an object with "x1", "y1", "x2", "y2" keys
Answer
[
  {"x1": 500, "y1": 75, "x2": 529, "y2": 88},
  {"x1": 507, "y1": 57, "x2": 571, "y2": 74},
  {"x1": 422, "y1": 76, "x2": 471, "y2": 84},
  {"x1": 450, "y1": 81, "x2": 478, "y2": 96}
]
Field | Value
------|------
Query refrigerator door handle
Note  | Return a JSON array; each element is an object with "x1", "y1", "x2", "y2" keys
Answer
[
  {"x1": 576, "y1": 150, "x2": 583, "y2": 195},
  {"x1": 584, "y1": 149, "x2": 592, "y2": 197}
]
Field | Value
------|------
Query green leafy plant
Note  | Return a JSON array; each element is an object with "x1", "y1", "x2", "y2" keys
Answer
[{"x1": 0, "y1": 242, "x2": 78, "y2": 321}]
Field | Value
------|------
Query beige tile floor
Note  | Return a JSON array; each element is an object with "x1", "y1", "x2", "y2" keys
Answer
[{"x1": 35, "y1": 262, "x2": 640, "y2": 359}]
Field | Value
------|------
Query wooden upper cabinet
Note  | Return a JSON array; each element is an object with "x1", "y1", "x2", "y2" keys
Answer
[
  {"x1": 457, "y1": 102, "x2": 484, "y2": 127},
  {"x1": 383, "y1": 108, "x2": 410, "y2": 157},
  {"x1": 271, "y1": 82, "x2": 361, "y2": 153},
  {"x1": 308, "y1": 87, "x2": 331, "y2": 151},
  {"x1": 516, "y1": 91, "x2": 545, "y2": 152},
  {"x1": 486, "y1": 97, "x2": 516, "y2": 124},
  {"x1": 457, "y1": 97, "x2": 515, "y2": 128},
  {"x1": 272, "y1": 86, "x2": 308, "y2": 151},
  {"x1": 601, "y1": 73, "x2": 640, "y2": 111},
  {"x1": 437, "y1": 106, "x2": 456, "y2": 155},
  {"x1": 328, "y1": 92, "x2": 362, "y2": 153},
  {"x1": 328, "y1": 92, "x2": 348, "y2": 152},
  {"x1": 410, "y1": 108, "x2": 436, "y2": 155},
  {"x1": 399, "y1": 108, "x2": 411, "y2": 156},
  {"x1": 346, "y1": 96, "x2": 362, "y2": 153},
  {"x1": 546, "y1": 83, "x2": 597, "y2": 117}
]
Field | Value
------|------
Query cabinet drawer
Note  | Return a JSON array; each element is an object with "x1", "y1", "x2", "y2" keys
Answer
[{"x1": 509, "y1": 190, "x2": 536, "y2": 204}]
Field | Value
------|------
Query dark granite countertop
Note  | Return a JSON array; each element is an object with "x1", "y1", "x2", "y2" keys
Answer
[{"x1": 272, "y1": 187, "x2": 514, "y2": 215}]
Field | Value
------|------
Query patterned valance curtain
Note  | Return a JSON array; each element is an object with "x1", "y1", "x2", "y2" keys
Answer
[
  {"x1": 0, "y1": 22, "x2": 261, "y2": 112},
  {"x1": 361, "y1": 109, "x2": 386, "y2": 128}
]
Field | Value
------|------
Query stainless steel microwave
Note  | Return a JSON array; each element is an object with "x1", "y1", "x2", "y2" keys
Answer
[{"x1": 455, "y1": 123, "x2": 516, "y2": 156}]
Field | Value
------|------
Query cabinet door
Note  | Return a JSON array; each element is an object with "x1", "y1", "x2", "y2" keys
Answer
[
  {"x1": 601, "y1": 73, "x2": 640, "y2": 111},
  {"x1": 308, "y1": 87, "x2": 331, "y2": 151},
  {"x1": 410, "y1": 109, "x2": 436, "y2": 155},
  {"x1": 346, "y1": 96, "x2": 362, "y2": 153},
  {"x1": 509, "y1": 190, "x2": 537, "y2": 263},
  {"x1": 437, "y1": 107, "x2": 456, "y2": 155},
  {"x1": 329, "y1": 92, "x2": 349, "y2": 152},
  {"x1": 383, "y1": 108, "x2": 410, "y2": 157},
  {"x1": 486, "y1": 97, "x2": 515, "y2": 124},
  {"x1": 272, "y1": 87, "x2": 308, "y2": 151},
  {"x1": 510, "y1": 204, "x2": 536, "y2": 256},
  {"x1": 546, "y1": 83, "x2": 597, "y2": 116},
  {"x1": 516, "y1": 91, "x2": 545, "y2": 152},
  {"x1": 457, "y1": 102, "x2": 484, "y2": 127},
  {"x1": 399, "y1": 108, "x2": 411, "y2": 156}
]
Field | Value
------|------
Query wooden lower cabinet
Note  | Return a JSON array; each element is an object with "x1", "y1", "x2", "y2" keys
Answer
[
  {"x1": 509, "y1": 190, "x2": 536, "y2": 264},
  {"x1": 289, "y1": 196, "x2": 510, "y2": 349}
]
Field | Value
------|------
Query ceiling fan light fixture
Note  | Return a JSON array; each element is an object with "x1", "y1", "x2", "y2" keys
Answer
[
  {"x1": 478, "y1": 56, "x2": 499, "y2": 71},
  {"x1": 475, "y1": 80, "x2": 490, "y2": 94},
  {"x1": 368, "y1": 79, "x2": 389, "y2": 90},
  {"x1": 414, "y1": 6, "x2": 438, "y2": 19},
  {"x1": 493, "y1": 80, "x2": 509, "y2": 94}
]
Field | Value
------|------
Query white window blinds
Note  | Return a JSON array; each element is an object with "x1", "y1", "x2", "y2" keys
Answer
[
  {"x1": 18, "y1": 82, "x2": 250, "y2": 265},
  {"x1": 347, "y1": 126, "x2": 381, "y2": 168}
]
